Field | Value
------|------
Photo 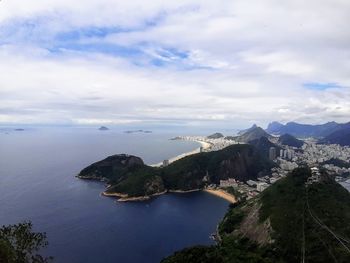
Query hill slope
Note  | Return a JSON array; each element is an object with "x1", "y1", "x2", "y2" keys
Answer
[
  {"x1": 207, "y1": 132, "x2": 224, "y2": 139},
  {"x1": 248, "y1": 136, "x2": 281, "y2": 159},
  {"x1": 78, "y1": 144, "x2": 273, "y2": 198},
  {"x1": 234, "y1": 126, "x2": 272, "y2": 143},
  {"x1": 162, "y1": 167, "x2": 350, "y2": 263},
  {"x1": 278, "y1": 133, "x2": 304, "y2": 148},
  {"x1": 319, "y1": 127, "x2": 350, "y2": 146},
  {"x1": 237, "y1": 124, "x2": 258, "y2": 135}
]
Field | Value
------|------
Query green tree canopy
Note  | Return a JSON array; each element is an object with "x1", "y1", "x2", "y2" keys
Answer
[{"x1": 0, "y1": 221, "x2": 52, "y2": 263}]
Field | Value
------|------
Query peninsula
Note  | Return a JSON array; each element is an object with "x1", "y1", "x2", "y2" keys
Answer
[{"x1": 77, "y1": 144, "x2": 274, "y2": 201}]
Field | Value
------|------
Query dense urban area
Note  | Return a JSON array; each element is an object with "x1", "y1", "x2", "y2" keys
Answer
[{"x1": 173, "y1": 132, "x2": 350, "y2": 201}]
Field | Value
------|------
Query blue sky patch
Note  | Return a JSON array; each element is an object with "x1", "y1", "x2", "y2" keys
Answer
[{"x1": 303, "y1": 82, "x2": 342, "y2": 91}]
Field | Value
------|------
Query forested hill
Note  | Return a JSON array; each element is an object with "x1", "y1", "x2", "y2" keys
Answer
[
  {"x1": 162, "y1": 167, "x2": 350, "y2": 263},
  {"x1": 78, "y1": 144, "x2": 273, "y2": 198}
]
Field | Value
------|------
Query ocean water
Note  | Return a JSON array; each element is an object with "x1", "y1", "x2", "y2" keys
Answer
[
  {"x1": 0, "y1": 128, "x2": 229, "y2": 263},
  {"x1": 341, "y1": 182, "x2": 350, "y2": 192}
]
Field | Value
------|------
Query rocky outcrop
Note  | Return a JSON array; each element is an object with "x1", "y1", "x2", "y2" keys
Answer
[{"x1": 77, "y1": 154, "x2": 144, "y2": 181}]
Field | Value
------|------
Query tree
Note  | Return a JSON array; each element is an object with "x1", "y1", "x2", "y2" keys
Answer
[{"x1": 0, "y1": 221, "x2": 52, "y2": 263}]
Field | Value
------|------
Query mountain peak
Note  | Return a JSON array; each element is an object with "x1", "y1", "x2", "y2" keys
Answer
[
  {"x1": 236, "y1": 126, "x2": 272, "y2": 143},
  {"x1": 266, "y1": 121, "x2": 284, "y2": 134}
]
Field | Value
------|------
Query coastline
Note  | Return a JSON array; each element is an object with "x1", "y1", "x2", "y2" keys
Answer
[
  {"x1": 150, "y1": 140, "x2": 212, "y2": 167},
  {"x1": 102, "y1": 190, "x2": 168, "y2": 202},
  {"x1": 101, "y1": 188, "x2": 236, "y2": 203},
  {"x1": 102, "y1": 189, "x2": 201, "y2": 202},
  {"x1": 101, "y1": 191, "x2": 128, "y2": 198},
  {"x1": 168, "y1": 189, "x2": 201, "y2": 193},
  {"x1": 204, "y1": 189, "x2": 236, "y2": 204}
]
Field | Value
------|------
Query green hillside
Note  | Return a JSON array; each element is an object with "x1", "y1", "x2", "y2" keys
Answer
[
  {"x1": 79, "y1": 144, "x2": 273, "y2": 198},
  {"x1": 162, "y1": 167, "x2": 350, "y2": 263}
]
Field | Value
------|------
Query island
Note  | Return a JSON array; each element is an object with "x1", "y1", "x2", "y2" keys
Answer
[
  {"x1": 98, "y1": 126, "x2": 109, "y2": 131},
  {"x1": 77, "y1": 144, "x2": 274, "y2": 201}
]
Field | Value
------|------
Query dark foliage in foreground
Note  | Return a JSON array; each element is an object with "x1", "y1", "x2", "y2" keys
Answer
[{"x1": 0, "y1": 221, "x2": 52, "y2": 263}]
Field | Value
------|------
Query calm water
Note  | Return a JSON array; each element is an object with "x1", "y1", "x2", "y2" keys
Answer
[
  {"x1": 341, "y1": 182, "x2": 350, "y2": 192},
  {"x1": 0, "y1": 128, "x2": 229, "y2": 263}
]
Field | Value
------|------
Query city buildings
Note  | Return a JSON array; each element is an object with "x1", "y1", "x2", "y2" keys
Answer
[
  {"x1": 219, "y1": 178, "x2": 238, "y2": 187},
  {"x1": 269, "y1": 147, "x2": 276, "y2": 160}
]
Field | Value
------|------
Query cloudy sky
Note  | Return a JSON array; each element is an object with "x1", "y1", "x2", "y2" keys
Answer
[{"x1": 1, "y1": 0, "x2": 350, "y2": 129}]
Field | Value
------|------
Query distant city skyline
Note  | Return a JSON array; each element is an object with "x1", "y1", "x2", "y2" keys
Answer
[{"x1": 0, "y1": 0, "x2": 349, "y2": 128}]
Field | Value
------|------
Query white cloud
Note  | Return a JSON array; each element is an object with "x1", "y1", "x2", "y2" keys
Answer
[{"x1": 0, "y1": 0, "x2": 350, "y2": 128}]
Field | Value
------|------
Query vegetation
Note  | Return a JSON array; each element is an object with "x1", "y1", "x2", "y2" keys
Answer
[
  {"x1": 222, "y1": 187, "x2": 244, "y2": 201},
  {"x1": 234, "y1": 126, "x2": 272, "y2": 143},
  {"x1": 0, "y1": 221, "x2": 52, "y2": 263},
  {"x1": 319, "y1": 127, "x2": 350, "y2": 146},
  {"x1": 277, "y1": 133, "x2": 304, "y2": 148},
  {"x1": 82, "y1": 144, "x2": 274, "y2": 197},
  {"x1": 248, "y1": 136, "x2": 281, "y2": 159},
  {"x1": 162, "y1": 167, "x2": 350, "y2": 263}
]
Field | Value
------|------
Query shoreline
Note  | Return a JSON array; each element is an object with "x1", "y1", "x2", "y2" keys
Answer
[
  {"x1": 150, "y1": 140, "x2": 212, "y2": 167},
  {"x1": 101, "y1": 188, "x2": 236, "y2": 203},
  {"x1": 102, "y1": 190, "x2": 169, "y2": 202},
  {"x1": 101, "y1": 191, "x2": 128, "y2": 198},
  {"x1": 168, "y1": 189, "x2": 201, "y2": 193},
  {"x1": 203, "y1": 189, "x2": 236, "y2": 204},
  {"x1": 102, "y1": 189, "x2": 201, "y2": 202}
]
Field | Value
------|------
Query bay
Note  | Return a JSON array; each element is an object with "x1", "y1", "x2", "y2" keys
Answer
[{"x1": 0, "y1": 128, "x2": 229, "y2": 263}]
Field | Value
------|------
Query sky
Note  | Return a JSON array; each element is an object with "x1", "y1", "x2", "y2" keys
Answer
[{"x1": 0, "y1": 0, "x2": 350, "y2": 129}]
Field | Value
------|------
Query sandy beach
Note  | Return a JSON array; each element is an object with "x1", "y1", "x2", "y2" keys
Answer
[
  {"x1": 102, "y1": 188, "x2": 237, "y2": 203},
  {"x1": 151, "y1": 140, "x2": 212, "y2": 167},
  {"x1": 204, "y1": 189, "x2": 236, "y2": 203}
]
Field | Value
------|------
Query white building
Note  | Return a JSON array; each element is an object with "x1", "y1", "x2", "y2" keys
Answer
[
  {"x1": 220, "y1": 178, "x2": 237, "y2": 187},
  {"x1": 256, "y1": 182, "x2": 269, "y2": 192}
]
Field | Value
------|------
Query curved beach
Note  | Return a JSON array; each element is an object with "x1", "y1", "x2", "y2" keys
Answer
[
  {"x1": 150, "y1": 140, "x2": 211, "y2": 167},
  {"x1": 204, "y1": 189, "x2": 236, "y2": 203}
]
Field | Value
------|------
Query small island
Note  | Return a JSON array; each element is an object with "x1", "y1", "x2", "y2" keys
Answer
[{"x1": 98, "y1": 126, "x2": 109, "y2": 131}]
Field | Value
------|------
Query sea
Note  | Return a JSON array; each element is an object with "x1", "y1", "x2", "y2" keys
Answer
[
  {"x1": 0, "y1": 127, "x2": 230, "y2": 263},
  {"x1": 340, "y1": 182, "x2": 350, "y2": 192}
]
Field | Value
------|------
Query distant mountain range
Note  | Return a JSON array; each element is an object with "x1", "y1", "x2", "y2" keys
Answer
[
  {"x1": 266, "y1": 121, "x2": 350, "y2": 138},
  {"x1": 235, "y1": 121, "x2": 350, "y2": 147}
]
